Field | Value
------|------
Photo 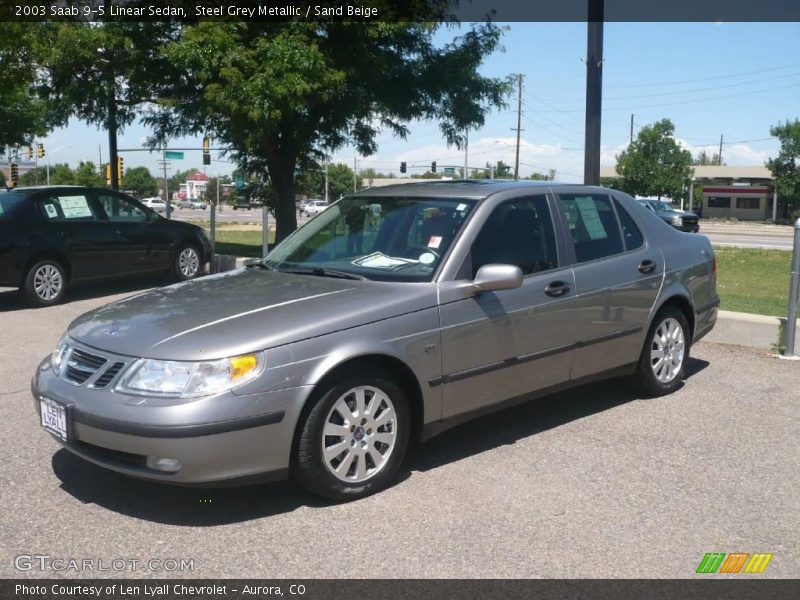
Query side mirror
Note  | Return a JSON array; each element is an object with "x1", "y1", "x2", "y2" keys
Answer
[{"x1": 472, "y1": 264, "x2": 523, "y2": 293}]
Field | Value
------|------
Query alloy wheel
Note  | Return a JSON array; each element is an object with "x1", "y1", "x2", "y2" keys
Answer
[
  {"x1": 650, "y1": 317, "x2": 685, "y2": 383},
  {"x1": 179, "y1": 247, "x2": 199, "y2": 278},
  {"x1": 321, "y1": 385, "x2": 398, "y2": 483},
  {"x1": 33, "y1": 265, "x2": 63, "y2": 301}
]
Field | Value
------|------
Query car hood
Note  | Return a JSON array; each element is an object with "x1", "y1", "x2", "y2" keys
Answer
[{"x1": 68, "y1": 269, "x2": 438, "y2": 361}]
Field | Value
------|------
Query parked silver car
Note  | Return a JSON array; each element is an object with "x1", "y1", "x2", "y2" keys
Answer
[{"x1": 33, "y1": 182, "x2": 718, "y2": 500}]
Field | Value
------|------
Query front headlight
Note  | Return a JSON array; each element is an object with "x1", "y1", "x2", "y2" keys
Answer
[
  {"x1": 117, "y1": 352, "x2": 265, "y2": 398},
  {"x1": 670, "y1": 215, "x2": 683, "y2": 226},
  {"x1": 51, "y1": 334, "x2": 68, "y2": 373}
]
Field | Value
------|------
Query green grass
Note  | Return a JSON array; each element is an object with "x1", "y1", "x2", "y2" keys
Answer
[
  {"x1": 207, "y1": 231, "x2": 794, "y2": 318},
  {"x1": 211, "y1": 230, "x2": 273, "y2": 258},
  {"x1": 715, "y1": 247, "x2": 792, "y2": 317}
]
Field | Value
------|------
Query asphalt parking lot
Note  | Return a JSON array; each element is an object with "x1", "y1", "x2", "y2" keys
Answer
[{"x1": 0, "y1": 282, "x2": 797, "y2": 579}]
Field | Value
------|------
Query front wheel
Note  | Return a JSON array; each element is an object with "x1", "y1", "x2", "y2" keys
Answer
[
  {"x1": 631, "y1": 306, "x2": 690, "y2": 397},
  {"x1": 23, "y1": 260, "x2": 67, "y2": 307},
  {"x1": 293, "y1": 370, "x2": 410, "y2": 501},
  {"x1": 173, "y1": 244, "x2": 202, "y2": 281}
]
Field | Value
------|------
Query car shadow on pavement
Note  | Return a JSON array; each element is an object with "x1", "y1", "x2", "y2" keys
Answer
[
  {"x1": 0, "y1": 274, "x2": 173, "y2": 313},
  {"x1": 408, "y1": 357, "x2": 710, "y2": 474},
  {"x1": 51, "y1": 357, "x2": 708, "y2": 525}
]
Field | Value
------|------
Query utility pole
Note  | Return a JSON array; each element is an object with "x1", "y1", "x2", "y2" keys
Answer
[
  {"x1": 107, "y1": 64, "x2": 119, "y2": 191},
  {"x1": 463, "y1": 130, "x2": 469, "y2": 179},
  {"x1": 629, "y1": 114, "x2": 634, "y2": 145},
  {"x1": 162, "y1": 146, "x2": 170, "y2": 218},
  {"x1": 324, "y1": 159, "x2": 329, "y2": 203},
  {"x1": 353, "y1": 156, "x2": 357, "y2": 192},
  {"x1": 513, "y1": 74, "x2": 524, "y2": 180},
  {"x1": 718, "y1": 134, "x2": 724, "y2": 165},
  {"x1": 583, "y1": 0, "x2": 604, "y2": 186}
]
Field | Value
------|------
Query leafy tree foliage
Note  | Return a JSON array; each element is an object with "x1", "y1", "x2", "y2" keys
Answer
[
  {"x1": 73, "y1": 161, "x2": 105, "y2": 187},
  {"x1": 0, "y1": 23, "x2": 49, "y2": 151},
  {"x1": 19, "y1": 163, "x2": 74, "y2": 186},
  {"x1": 615, "y1": 119, "x2": 692, "y2": 199},
  {"x1": 122, "y1": 166, "x2": 158, "y2": 197},
  {"x1": 766, "y1": 119, "x2": 800, "y2": 210},
  {"x1": 145, "y1": 20, "x2": 509, "y2": 241},
  {"x1": 692, "y1": 149, "x2": 722, "y2": 166}
]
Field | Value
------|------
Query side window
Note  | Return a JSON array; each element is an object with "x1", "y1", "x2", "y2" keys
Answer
[
  {"x1": 39, "y1": 194, "x2": 98, "y2": 222},
  {"x1": 97, "y1": 194, "x2": 148, "y2": 222},
  {"x1": 614, "y1": 199, "x2": 644, "y2": 250},
  {"x1": 558, "y1": 193, "x2": 623, "y2": 263},
  {"x1": 470, "y1": 195, "x2": 558, "y2": 277}
]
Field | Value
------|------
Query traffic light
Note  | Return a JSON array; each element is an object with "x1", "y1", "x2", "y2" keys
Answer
[
  {"x1": 9, "y1": 163, "x2": 19, "y2": 187},
  {"x1": 116, "y1": 156, "x2": 124, "y2": 182},
  {"x1": 431, "y1": 161, "x2": 437, "y2": 173},
  {"x1": 37, "y1": 143, "x2": 44, "y2": 158},
  {"x1": 26, "y1": 146, "x2": 33, "y2": 160},
  {"x1": 202, "y1": 136, "x2": 211, "y2": 165},
  {"x1": 400, "y1": 161, "x2": 406, "y2": 174},
  {"x1": 106, "y1": 163, "x2": 112, "y2": 185}
]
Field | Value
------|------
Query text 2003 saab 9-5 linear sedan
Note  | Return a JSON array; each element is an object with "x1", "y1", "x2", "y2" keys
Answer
[{"x1": 32, "y1": 181, "x2": 718, "y2": 500}]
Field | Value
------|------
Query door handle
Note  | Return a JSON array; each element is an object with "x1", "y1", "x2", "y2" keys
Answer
[
  {"x1": 638, "y1": 259, "x2": 656, "y2": 274},
  {"x1": 544, "y1": 281, "x2": 571, "y2": 297}
]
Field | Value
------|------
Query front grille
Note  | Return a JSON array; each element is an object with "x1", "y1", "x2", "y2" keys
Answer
[
  {"x1": 91, "y1": 362, "x2": 125, "y2": 389},
  {"x1": 63, "y1": 347, "x2": 107, "y2": 385}
]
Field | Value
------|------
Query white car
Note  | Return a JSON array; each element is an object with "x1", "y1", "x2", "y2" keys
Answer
[
  {"x1": 304, "y1": 199, "x2": 329, "y2": 216},
  {"x1": 141, "y1": 197, "x2": 169, "y2": 213}
]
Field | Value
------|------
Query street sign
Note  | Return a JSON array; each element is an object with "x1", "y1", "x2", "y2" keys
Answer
[
  {"x1": 235, "y1": 177, "x2": 245, "y2": 190},
  {"x1": 164, "y1": 151, "x2": 184, "y2": 160},
  {"x1": 443, "y1": 167, "x2": 456, "y2": 175}
]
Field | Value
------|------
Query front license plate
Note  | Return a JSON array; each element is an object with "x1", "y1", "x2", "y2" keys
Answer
[{"x1": 40, "y1": 396, "x2": 68, "y2": 442}]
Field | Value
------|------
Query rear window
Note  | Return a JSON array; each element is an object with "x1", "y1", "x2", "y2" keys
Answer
[{"x1": 0, "y1": 192, "x2": 30, "y2": 221}]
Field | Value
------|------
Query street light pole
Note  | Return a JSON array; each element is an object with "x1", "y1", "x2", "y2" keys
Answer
[{"x1": 583, "y1": 0, "x2": 604, "y2": 186}]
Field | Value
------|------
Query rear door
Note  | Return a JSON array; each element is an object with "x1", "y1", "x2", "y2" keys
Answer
[
  {"x1": 94, "y1": 191, "x2": 171, "y2": 271},
  {"x1": 37, "y1": 192, "x2": 112, "y2": 280},
  {"x1": 555, "y1": 192, "x2": 663, "y2": 380}
]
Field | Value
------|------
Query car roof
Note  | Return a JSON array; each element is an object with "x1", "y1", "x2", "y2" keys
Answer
[{"x1": 352, "y1": 179, "x2": 611, "y2": 200}]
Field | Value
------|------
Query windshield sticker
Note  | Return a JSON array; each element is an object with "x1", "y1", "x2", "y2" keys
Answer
[
  {"x1": 58, "y1": 195, "x2": 93, "y2": 219},
  {"x1": 419, "y1": 252, "x2": 436, "y2": 265},
  {"x1": 352, "y1": 252, "x2": 418, "y2": 270},
  {"x1": 43, "y1": 204, "x2": 58, "y2": 219},
  {"x1": 574, "y1": 197, "x2": 608, "y2": 240},
  {"x1": 427, "y1": 235, "x2": 443, "y2": 249}
]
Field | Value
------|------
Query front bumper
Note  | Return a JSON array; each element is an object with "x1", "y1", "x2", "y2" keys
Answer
[{"x1": 32, "y1": 357, "x2": 312, "y2": 485}]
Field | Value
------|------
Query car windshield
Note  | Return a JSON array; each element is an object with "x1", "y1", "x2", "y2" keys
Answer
[
  {"x1": 264, "y1": 196, "x2": 476, "y2": 282},
  {"x1": 642, "y1": 200, "x2": 673, "y2": 212}
]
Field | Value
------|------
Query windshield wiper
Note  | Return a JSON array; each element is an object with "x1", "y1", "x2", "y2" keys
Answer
[
  {"x1": 245, "y1": 260, "x2": 273, "y2": 270},
  {"x1": 281, "y1": 267, "x2": 366, "y2": 281}
]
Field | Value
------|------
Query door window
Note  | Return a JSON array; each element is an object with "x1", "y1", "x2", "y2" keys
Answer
[
  {"x1": 39, "y1": 194, "x2": 98, "y2": 222},
  {"x1": 97, "y1": 193, "x2": 148, "y2": 222},
  {"x1": 558, "y1": 194, "x2": 624, "y2": 263},
  {"x1": 614, "y1": 199, "x2": 644, "y2": 251},
  {"x1": 470, "y1": 195, "x2": 558, "y2": 276}
]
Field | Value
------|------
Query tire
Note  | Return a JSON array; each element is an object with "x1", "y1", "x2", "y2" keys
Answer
[
  {"x1": 23, "y1": 260, "x2": 67, "y2": 307},
  {"x1": 631, "y1": 305, "x2": 691, "y2": 397},
  {"x1": 173, "y1": 243, "x2": 202, "y2": 281},
  {"x1": 293, "y1": 369, "x2": 410, "y2": 501}
]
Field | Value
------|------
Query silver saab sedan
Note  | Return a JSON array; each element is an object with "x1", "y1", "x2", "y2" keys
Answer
[{"x1": 32, "y1": 181, "x2": 718, "y2": 500}]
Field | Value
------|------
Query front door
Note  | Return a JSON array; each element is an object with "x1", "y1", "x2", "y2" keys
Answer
[
  {"x1": 439, "y1": 193, "x2": 578, "y2": 419},
  {"x1": 555, "y1": 192, "x2": 663, "y2": 380}
]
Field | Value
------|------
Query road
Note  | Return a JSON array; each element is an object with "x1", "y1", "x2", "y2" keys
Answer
[
  {"x1": 0, "y1": 284, "x2": 797, "y2": 579},
  {"x1": 700, "y1": 222, "x2": 795, "y2": 251}
]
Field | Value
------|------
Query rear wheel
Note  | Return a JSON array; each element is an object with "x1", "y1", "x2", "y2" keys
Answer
[
  {"x1": 293, "y1": 369, "x2": 409, "y2": 501},
  {"x1": 24, "y1": 260, "x2": 67, "y2": 307},
  {"x1": 173, "y1": 244, "x2": 201, "y2": 281},
  {"x1": 632, "y1": 306, "x2": 690, "y2": 396}
]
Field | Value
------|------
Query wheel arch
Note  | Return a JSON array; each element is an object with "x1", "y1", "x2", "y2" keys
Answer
[
  {"x1": 653, "y1": 291, "x2": 695, "y2": 342},
  {"x1": 20, "y1": 249, "x2": 72, "y2": 286},
  {"x1": 290, "y1": 353, "x2": 425, "y2": 461}
]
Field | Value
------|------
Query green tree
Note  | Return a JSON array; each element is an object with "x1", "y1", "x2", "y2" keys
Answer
[
  {"x1": 693, "y1": 149, "x2": 722, "y2": 166},
  {"x1": 0, "y1": 23, "x2": 49, "y2": 151},
  {"x1": 327, "y1": 163, "x2": 362, "y2": 200},
  {"x1": 122, "y1": 165, "x2": 158, "y2": 197},
  {"x1": 145, "y1": 20, "x2": 509, "y2": 242},
  {"x1": 20, "y1": 163, "x2": 73, "y2": 186},
  {"x1": 73, "y1": 161, "x2": 105, "y2": 187},
  {"x1": 766, "y1": 119, "x2": 800, "y2": 214},
  {"x1": 615, "y1": 119, "x2": 692, "y2": 199}
]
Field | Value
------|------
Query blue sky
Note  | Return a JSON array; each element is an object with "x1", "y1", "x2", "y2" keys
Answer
[{"x1": 35, "y1": 21, "x2": 800, "y2": 183}]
